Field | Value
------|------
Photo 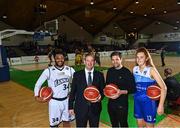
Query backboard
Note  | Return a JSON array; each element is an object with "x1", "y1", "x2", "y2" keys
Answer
[{"x1": 44, "y1": 19, "x2": 58, "y2": 35}]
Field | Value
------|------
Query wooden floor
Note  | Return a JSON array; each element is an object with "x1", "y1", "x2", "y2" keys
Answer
[
  {"x1": 0, "y1": 81, "x2": 109, "y2": 127},
  {"x1": 1, "y1": 54, "x2": 180, "y2": 127}
]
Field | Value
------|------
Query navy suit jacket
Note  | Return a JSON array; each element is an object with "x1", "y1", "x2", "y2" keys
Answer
[{"x1": 69, "y1": 69, "x2": 105, "y2": 117}]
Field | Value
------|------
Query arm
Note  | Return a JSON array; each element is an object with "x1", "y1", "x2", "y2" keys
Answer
[
  {"x1": 99, "y1": 72, "x2": 105, "y2": 100},
  {"x1": 91, "y1": 72, "x2": 105, "y2": 103},
  {"x1": 68, "y1": 67, "x2": 75, "y2": 94},
  {"x1": 34, "y1": 69, "x2": 49, "y2": 102},
  {"x1": 150, "y1": 67, "x2": 167, "y2": 115},
  {"x1": 69, "y1": 72, "x2": 77, "y2": 110},
  {"x1": 123, "y1": 69, "x2": 136, "y2": 94},
  {"x1": 108, "y1": 68, "x2": 136, "y2": 99}
]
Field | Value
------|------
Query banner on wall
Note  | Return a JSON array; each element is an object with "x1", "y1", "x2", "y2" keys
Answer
[
  {"x1": 10, "y1": 57, "x2": 22, "y2": 65},
  {"x1": 100, "y1": 36, "x2": 106, "y2": 41}
]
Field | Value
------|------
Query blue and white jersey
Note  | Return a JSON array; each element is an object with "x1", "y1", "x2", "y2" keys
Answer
[{"x1": 133, "y1": 66, "x2": 156, "y2": 98}]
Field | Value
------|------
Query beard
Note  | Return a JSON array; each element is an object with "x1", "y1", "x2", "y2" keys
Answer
[{"x1": 55, "y1": 61, "x2": 64, "y2": 67}]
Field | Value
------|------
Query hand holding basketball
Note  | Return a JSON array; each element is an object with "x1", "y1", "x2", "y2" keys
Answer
[
  {"x1": 90, "y1": 94, "x2": 101, "y2": 103},
  {"x1": 38, "y1": 86, "x2": 53, "y2": 102},
  {"x1": 35, "y1": 96, "x2": 47, "y2": 103},
  {"x1": 109, "y1": 89, "x2": 120, "y2": 99}
]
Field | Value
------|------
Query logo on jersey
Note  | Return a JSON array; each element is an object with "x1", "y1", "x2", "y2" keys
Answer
[
  {"x1": 66, "y1": 67, "x2": 69, "y2": 70},
  {"x1": 54, "y1": 78, "x2": 69, "y2": 87},
  {"x1": 143, "y1": 71, "x2": 147, "y2": 75}
]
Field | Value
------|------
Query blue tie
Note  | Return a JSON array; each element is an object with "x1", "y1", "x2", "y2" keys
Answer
[{"x1": 88, "y1": 72, "x2": 92, "y2": 85}]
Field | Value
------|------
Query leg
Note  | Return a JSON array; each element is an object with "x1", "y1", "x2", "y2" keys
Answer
[
  {"x1": 146, "y1": 122, "x2": 154, "y2": 128},
  {"x1": 142, "y1": 99, "x2": 157, "y2": 126},
  {"x1": 108, "y1": 105, "x2": 119, "y2": 127},
  {"x1": 89, "y1": 111, "x2": 100, "y2": 127},
  {"x1": 161, "y1": 57, "x2": 165, "y2": 66},
  {"x1": 137, "y1": 119, "x2": 146, "y2": 127},
  {"x1": 134, "y1": 97, "x2": 145, "y2": 127},
  {"x1": 75, "y1": 115, "x2": 88, "y2": 127},
  {"x1": 163, "y1": 58, "x2": 165, "y2": 66},
  {"x1": 49, "y1": 100, "x2": 61, "y2": 127},
  {"x1": 116, "y1": 106, "x2": 128, "y2": 127},
  {"x1": 61, "y1": 99, "x2": 73, "y2": 127}
]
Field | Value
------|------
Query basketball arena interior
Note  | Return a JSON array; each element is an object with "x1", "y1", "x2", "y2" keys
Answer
[{"x1": 0, "y1": 0, "x2": 180, "y2": 127}]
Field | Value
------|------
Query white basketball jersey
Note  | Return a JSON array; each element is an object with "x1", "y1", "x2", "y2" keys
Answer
[{"x1": 34, "y1": 65, "x2": 75, "y2": 98}]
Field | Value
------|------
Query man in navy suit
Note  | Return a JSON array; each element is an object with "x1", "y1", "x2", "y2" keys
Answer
[{"x1": 69, "y1": 53, "x2": 105, "y2": 127}]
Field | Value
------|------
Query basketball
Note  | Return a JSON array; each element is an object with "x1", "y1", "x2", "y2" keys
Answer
[
  {"x1": 147, "y1": 85, "x2": 161, "y2": 100},
  {"x1": 39, "y1": 86, "x2": 53, "y2": 101},
  {"x1": 104, "y1": 84, "x2": 118, "y2": 98},
  {"x1": 83, "y1": 86, "x2": 100, "y2": 101}
]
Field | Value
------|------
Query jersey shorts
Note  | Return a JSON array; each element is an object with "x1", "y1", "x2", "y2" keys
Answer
[
  {"x1": 133, "y1": 66, "x2": 157, "y2": 123},
  {"x1": 134, "y1": 95, "x2": 157, "y2": 123},
  {"x1": 49, "y1": 98, "x2": 75, "y2": 126}
]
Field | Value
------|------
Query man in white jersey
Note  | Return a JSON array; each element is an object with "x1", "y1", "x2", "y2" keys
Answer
[{"x1": 34, "y1": 50, "x2": 75, "y2": 127}]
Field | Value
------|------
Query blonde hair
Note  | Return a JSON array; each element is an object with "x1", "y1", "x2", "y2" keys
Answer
[
  {"x1": 84, "y1": 53, "x2": 95, "y2": 60},
  {"x1": 136, "y1": 47, "x2": 155, "y2": 67}
]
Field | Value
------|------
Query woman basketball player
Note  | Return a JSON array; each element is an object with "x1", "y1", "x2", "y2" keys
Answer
[{"x1": 133, "y1": 47, "x2": 167, "y2": 127}]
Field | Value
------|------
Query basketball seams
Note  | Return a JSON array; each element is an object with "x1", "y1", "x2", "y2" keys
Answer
[
  {"x1": 84, "y1": 94, "x2": 100, "y2": 101},
  {"x1": 148, "y1": 94, "x2": 161, "y2": 99},
  {"x1": 106, "y1": 85, "x2": 118, "y2": 91},
  {"x1": 147, "y1": 85, "x2": 161, "y2": 100},
  {"x1": 84, "y1": 86, "x2": 99, "y2": 93},
  {"x1": 83, "y1": 86, "x2": 100, "y2": 101},
  {"x1": 39, "y1": 87, "x2": 53, "y2": 101},
  {"x1": 104, "y1": 84, "x2": 118, "y2": 97},
  {"x1": 147, "y1": 85, "x2": 161, "y2": 90},
  {"x1": 43, "y1": 91, "x2": 53, "y2": 100},
  {"x1": 39, "y1": 87, "x2": 46, "y2": 97}
]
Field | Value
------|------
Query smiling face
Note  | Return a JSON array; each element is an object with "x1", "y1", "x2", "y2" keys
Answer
[
  {"x1": 84, "y1": 54, "x2": 95, "y2": 71},
  {"x1": 136, "y1": 52, "x2": 148, "y2": 67},
  {"x1": 111, "y1": 55, "x2": 122, "y2": 68},
  {"x1": 54, "y1": 54, "x2": 65, "y2": 67}
]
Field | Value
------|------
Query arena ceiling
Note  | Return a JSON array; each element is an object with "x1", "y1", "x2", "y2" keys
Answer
[{"x1": 0, "y1": 0, "x2": 180, "y2": 35}]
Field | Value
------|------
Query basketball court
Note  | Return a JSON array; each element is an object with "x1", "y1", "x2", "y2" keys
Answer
[{"x1": 0, "y1": 54, "x2": 180, "y2": 127}]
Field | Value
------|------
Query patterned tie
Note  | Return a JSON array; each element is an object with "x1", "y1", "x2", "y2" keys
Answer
[{"x1": 88, "y1": 72, "x2": 92, "y2": 85}]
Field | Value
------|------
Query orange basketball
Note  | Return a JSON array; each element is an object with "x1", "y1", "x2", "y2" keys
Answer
[
  {"x1": 83, "y1": 86, "x2": 100, "y2": 101},
  {"x1": 104, "y1": 84, "x2": 118, "y2": 98},
  {"x1": 147, "y1": 85, "x2": 161, "y2": 100},
  {"x1": 39, "y1": 86, "x2": 53, "y2": 101}
]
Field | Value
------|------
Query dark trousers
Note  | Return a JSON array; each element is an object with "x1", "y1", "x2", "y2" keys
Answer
[
  {"x1": 76, "y1": 107, "x2": 100, "y2": 128},
  {"x1": 108, "y1": 105, "x2": 128, "y2": 128},
  {"x1": 161, "y1": 57, "x2": 165, "y2": 66}
]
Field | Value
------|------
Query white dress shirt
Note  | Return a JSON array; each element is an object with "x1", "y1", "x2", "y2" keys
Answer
[{"x1": 85, "y1": 68, "x2": 94, "y2": 85}]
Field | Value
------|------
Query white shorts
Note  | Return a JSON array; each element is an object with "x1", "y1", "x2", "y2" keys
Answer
[{"x1": 48, "y1": 98, "x2": 75, "y2": 126}]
